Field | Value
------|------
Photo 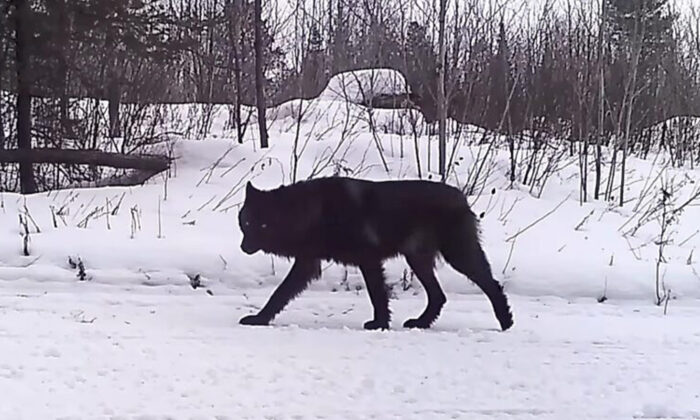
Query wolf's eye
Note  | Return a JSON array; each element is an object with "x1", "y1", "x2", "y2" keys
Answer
[{"x1": 261, "y1": 223, "x2": 268, "y2": 229}]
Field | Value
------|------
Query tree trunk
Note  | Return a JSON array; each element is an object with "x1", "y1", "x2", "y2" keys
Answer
[
  {"x1": 58, "y1": 61, "x2": 69, "y2": 138},
  {"x1": 228, "y1": 0, "x2": 244, "y2": 143},
  {"x1": 108, "y1": 77, "x2": 121, "y2": 138},
  {"x1": 437, "y1": 0, "x2": 447, "y2": 180},
  {"x1": 0, "y1": 6, "x2": 7, "y2": 150},
  {"x1": 54, "y1": 0, "x2": 69, "y2": 138},
  {"x1": 620, "y1": 13, "x2": 644, "y2": 208},
  {"x1": 253, "y1": 0, "x2": 269, "y2": 148},
  {"x1": 595, "y1": 0, "x2": 606, "y2": 200},
  {"x1": 233, "y1": 50, "x2": 244, "y2": 143},
  {"x1": 105, "y1": 21, "x2": 120, "y2": 140},
  {"x1": 14, "y1": 0, "x2": 37, "y2": 194},
  {"x1": 0, "y1": 44, "x2": 5, "y2": 151}
]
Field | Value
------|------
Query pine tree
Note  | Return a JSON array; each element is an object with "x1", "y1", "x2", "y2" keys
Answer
[
  {"x1": 606, "y1": 0, "x2": 677, "y2": 127},
  {"x1": 299, "y1": 24, "x2": 327, "y2": 97},
  {"x1": 607, "y1": 0, "x2": 674, "y2": 60},
  {"x1": 486, "y1": 21, "x2": 515, "y2": 132},
  {"x1": 71, "y1": 0, "x2": 179, "y2": 137},
  {"x1": 403, "y1": 21, "x2": 438, "y2": 120}
]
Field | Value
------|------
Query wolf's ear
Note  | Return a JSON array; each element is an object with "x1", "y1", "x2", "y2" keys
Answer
[{"x1": 246, "y1": 181, "x2": 260, "y2": 197}]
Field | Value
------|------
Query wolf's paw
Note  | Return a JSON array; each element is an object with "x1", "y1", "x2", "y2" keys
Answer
[
  {"x1": 363, "y1": 319, "x2": 389, "y2": 330},
  {"x1": 403, "y1": 318, "x2": 432, "y2": 329},
  {"x1": 239, "y1": 314, "x2": 270, "y2": 326},
  {"x1": 499, "y1": 314, "x2": 514, "y2": 331}
]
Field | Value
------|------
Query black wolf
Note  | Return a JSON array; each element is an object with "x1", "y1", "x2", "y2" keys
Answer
[{"x1": 238, "y1": 177, "x2": 513, "y2": 331}]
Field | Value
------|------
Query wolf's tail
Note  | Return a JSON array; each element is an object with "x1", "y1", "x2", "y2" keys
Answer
[{"x1": 440, "y1": 210, "x2": 514, "y2": 331}]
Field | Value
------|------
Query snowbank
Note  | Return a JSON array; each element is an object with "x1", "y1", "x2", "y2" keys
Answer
[
  {"x1": 1, "y1": 74, "x2": 700, "y2": 304},
  {"x1": 318, "y1": 68, "x2": 409, "y2": 104}
]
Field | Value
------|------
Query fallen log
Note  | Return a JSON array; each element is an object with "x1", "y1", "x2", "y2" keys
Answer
[
  {"x1": 359, "y1": 93, "x2": 417, "y2": 110},
  {"x1": 0, "y1": 148, "x2": 172, "y2": 188},
  {"x1": 0, "y1": 148, "x2": 171, "y2": 170}
]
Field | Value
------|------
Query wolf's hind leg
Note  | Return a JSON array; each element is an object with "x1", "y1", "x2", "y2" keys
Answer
[
  {"x1": 403, "y1": 253, "x2": 446, "y2": 329},
  {"x1": 239, "y1": 258, "x2": 321, "y2": 326},
  {"x1": 359, "y1": 261, "x2": 390, "y2": 330},
  {"x1": 442, "y1": 235, "x2": 514, "y2": 331}
]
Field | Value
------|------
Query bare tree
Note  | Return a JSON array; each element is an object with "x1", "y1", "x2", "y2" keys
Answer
[
  {"x1": 595, "y1": 0, "x2": 606, "y2": 200},
  {"x1": 0, "y1": 1, "x2": 9, "y2": 151},
  {"x1": 13, "y1": 0, "x2": 37, "y2": 194},
  {"x1": 254, "y1": 0, "x2": 269, "y2": 148},
  {"x1": 227, "y1": 0, "x2": 246, "y2": 143},
  {"x1": 437, "y1": 0, "x2": 447, "y2": 180}
]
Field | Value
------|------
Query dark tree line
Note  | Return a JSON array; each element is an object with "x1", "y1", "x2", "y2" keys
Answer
[{"x1": 1, "y1": 0, "x2": 700, "y2": 194}]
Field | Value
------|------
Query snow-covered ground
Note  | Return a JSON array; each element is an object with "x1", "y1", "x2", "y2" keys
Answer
[
  {"x1": 2, "y1": 284, "x2": 700, "y2": 419},
  {"x1": 2, "y1": 69, "x2": 700, "y2": 418},
  {"x1": 2, "y1": 105, "x2": 699, "y2": 301}
]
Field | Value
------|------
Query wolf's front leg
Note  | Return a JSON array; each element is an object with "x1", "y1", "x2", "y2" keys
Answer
[
  {"x1": 359, "y1": 261, "x2": 390, "y2": 330},
  {"x1": 240, "y1": 258, "x2": 321, "y2": 326}
]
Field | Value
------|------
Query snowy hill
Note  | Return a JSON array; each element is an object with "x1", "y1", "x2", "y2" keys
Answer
[{"x1": 2, "y1": 69, "x2": 700, "y2": 303}]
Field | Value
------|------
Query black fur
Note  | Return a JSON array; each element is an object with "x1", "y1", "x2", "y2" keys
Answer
[{"x1": 238, "y1": 177, "x2": 514, "y2": 331}]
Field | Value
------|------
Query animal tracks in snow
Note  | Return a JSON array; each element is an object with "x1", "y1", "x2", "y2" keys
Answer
[{"x1": 1, "y1": 286, "x2": 700, "y2": 419}]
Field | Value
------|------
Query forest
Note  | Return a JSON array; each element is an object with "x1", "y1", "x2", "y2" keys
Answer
[{"x1": 1, "y1": 0, "x2": 699, "y2": 197}]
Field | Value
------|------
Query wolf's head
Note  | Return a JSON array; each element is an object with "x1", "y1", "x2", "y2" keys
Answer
[
  {"x1": 238, "y1": 181, "x2": 274, "y2": 255},
  {"x1": 239, "y1": 180, "x2": 320, "y2": 256}
]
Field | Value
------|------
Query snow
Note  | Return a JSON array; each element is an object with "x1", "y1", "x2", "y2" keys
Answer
[
  {"x1": 2, "y1": 67, "x2": 700, "y2": 418},
  {"x1": 2, "y1": 116, "x2": 699, "y2": 301},
  {"x1": 2, "y1": 286, "x2": 700, "y2": 419},
  {"x1": 319, "y1": 68, "x2": 409, "y2": 104}
]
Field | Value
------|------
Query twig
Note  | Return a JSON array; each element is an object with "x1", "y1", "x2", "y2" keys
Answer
[
  {"x1": 506, "y1": 194, "x2": 570, "y2": 242},
  {"x1": 18, "y1": 214, "x2": 30, "y2": 256},
  {"x1": 111, "y1": 192, "x2": 126, "y2": 216},
  {"x1": 624, "y1": 236, "x2": 642, "y2": 261},
  {"x1": 501, "y1": 237, "x2": 517, "y2": 275},
  {"x1": 574, "y1": 209, "x2": 595, "y2": 231},
  {"x1": 23, "y1": 200, "x2": 41, "y2": 233},
  {"x1": 498, "y1": 196, "x2": 522, "y2": 223},
  {"x1": 157, "y1": 196, "x2": 163, "y2": 239},
  {"x1": 105, "y1": 198, "x2": 111, "y2": 230},
  {"x1": 679, "y1": 230, "x2": 699, "y2": 247}
]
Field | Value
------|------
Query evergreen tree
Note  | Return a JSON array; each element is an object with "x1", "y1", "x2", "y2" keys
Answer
[
  {"x1": 486, "y1": 21, "x2": 516, "y2": 132},
  {"x1": 606, "y1": 0, "x2": 677, "y2": 127},
  {"x1": 607, "y1": 0, "x2": 675, "y2": 62},
  {"x1": 299, "y1": 24, "x2": 327, "y2": 98},
  {"x1": 403, "y1": 21, "x2": 438, "y2": 120}
]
